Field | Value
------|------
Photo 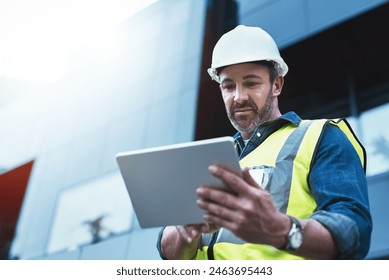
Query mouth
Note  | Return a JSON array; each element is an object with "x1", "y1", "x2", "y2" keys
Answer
[{"x1": 233, "y1": 107, "x2": 254, "y2": 115}]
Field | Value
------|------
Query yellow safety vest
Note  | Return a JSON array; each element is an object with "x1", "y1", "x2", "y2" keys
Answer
[{"x1": 195, "y1": 119, "x2": 365, "y2": 260}]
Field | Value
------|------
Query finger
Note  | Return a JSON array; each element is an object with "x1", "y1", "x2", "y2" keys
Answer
[
  {"x1": 175, "y1": 225, "x2": 199, "y2": 243},
  {"x1": 199, "y1": 223, "x2": 220, "y2": 233},
  {"x1": 208, "y1": 165, "x2": 250, "y2": 195},
  {"x1": 197, "y1": 197, "x2": 237, "y2": 222},
  {"x1": 203, "y1": 213, "x2": 235, "y2": 230},
  {"x1": 196, "y1": 186, "x2": 240, "y2": 210},
  {"x1": 175, "y1": 225, "x2": 191, "y2": 243}
]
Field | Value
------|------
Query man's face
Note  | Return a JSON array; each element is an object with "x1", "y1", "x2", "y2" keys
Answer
[{"x1": 219, "y1": 63, "x2": 282, "y2": 139}]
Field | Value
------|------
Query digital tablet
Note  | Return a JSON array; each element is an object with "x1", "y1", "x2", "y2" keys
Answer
[{"x1": 116, "y1": 136, "x2": 241, "y2": 228}]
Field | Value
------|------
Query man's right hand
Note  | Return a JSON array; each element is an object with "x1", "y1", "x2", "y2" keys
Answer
[{"x1": 161, "y1": 224, "x2": 219, "y2": 259}]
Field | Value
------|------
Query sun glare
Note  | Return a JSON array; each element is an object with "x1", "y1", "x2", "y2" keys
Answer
[{"x1": 0, "y1": 0, "x2": 158, "y2": 83}]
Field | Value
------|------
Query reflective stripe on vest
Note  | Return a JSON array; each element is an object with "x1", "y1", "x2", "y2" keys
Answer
[{"x1": 195, "y1": 118, "x2": 365, "y2": 260}]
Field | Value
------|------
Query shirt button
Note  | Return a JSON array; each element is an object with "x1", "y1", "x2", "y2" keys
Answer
[{"x1": 256, "y1": 132, "x2": 261, "y2": 138}]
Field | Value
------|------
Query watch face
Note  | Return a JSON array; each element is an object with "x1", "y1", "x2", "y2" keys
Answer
[{"x1": 290, "y1": 230, "x2": 303, "y2": 248}]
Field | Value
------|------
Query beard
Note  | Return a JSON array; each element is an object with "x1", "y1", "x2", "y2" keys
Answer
[{"x1": 227, "y1": 89, "x2": 275, "y2": 137}]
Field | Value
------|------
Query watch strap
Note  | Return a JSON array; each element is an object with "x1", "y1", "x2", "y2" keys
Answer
[{"x1": 283, "y1": 215, "x2": 303, "y2": 251}]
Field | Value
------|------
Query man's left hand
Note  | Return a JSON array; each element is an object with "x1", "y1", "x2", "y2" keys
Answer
[{"x1": 196, "y1": 165, "x2": 289, "y2": 247}]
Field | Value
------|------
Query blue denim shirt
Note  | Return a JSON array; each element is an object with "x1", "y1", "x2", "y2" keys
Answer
[{"x1": 233, "y1": 111, "x2": 372, "y2": 259}]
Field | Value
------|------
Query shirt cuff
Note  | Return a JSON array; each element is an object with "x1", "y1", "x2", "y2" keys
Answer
[
  {"x1": 310, "y1": 211, "x2": 359, "y2": 259},
  {"x1": 156, "y1": 227, "x2": 168, "y2": 260}
]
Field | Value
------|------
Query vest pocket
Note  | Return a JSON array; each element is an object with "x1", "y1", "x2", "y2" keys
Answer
[{"x1": 248, "y1": 165, "x2": 274, "y2": 190}]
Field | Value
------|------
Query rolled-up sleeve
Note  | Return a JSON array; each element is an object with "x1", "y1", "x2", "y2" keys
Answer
[{"x1": 310, "y1": 211, "x2": 360, "y2": 259}]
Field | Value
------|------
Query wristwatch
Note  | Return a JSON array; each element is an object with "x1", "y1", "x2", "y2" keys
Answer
[{"x1": 285, "y1": 215, "x2": 304, "y2": 251}]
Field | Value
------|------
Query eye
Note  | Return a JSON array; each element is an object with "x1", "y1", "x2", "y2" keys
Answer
[
  {"x1": 221, "y1": 83, "x2": 235, "y2": 91},
  {"x1": 244, "y1": 81, "x2": 259, "y2": 88}
]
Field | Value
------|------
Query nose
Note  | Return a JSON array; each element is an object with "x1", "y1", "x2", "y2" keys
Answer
[{"x1": 234, "y1": 85, "x2": 248, "y2": 103}]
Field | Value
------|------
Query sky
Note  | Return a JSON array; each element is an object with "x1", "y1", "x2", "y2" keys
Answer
[{"x1": 0, "y1": 0, "x2": 158, "y2": 83}]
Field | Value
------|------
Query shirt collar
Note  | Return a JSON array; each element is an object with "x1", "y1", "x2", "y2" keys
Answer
[{"x1": 279, "y1": 111, "x2": 302, "y2": 126}]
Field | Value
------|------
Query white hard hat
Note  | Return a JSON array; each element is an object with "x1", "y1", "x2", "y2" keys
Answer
[{"x1": 207, "y1": 25, "x2": 288, "y2": 83}]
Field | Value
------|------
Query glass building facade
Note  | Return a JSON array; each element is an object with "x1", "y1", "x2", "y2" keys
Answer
[{"x1": 1, "y1": 0, "x2": 388, "y2": 260}]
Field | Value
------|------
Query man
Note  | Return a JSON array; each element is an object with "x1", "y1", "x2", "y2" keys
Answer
[{"x1": 157, "y1": 25, "x2": 372, "y2": 259}]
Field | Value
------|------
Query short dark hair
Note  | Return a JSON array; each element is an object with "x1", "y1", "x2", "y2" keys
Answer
[{"x1": 251, "y1": 61, "x2": 279, "y2": 84}]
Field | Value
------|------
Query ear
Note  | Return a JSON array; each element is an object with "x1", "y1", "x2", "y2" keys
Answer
[{"x1": 272, "y1": 76, "x2": 284, "y2": 97}]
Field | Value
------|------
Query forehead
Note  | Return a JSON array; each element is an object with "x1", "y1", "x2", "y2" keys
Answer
[{"x1": 219, "y1": 62, "x2": 270, "y2": 82}]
